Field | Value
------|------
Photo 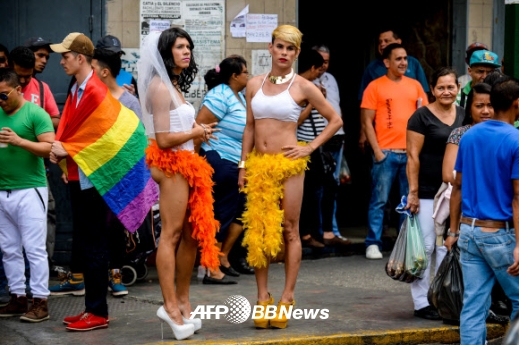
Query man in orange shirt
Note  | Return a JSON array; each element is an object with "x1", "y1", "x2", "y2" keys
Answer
[{"x1": 361, "y1": 43, "x2": 428, "y2": 259}]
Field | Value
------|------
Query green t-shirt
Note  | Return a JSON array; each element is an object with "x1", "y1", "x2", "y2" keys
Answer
[{"x1": 0, "y1": 102, "x2": 54, "y2": 189}]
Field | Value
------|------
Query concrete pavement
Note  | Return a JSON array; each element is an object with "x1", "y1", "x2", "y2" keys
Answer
[{"x1": 0, "y1": 230, "x2": 509, "y2": 345}]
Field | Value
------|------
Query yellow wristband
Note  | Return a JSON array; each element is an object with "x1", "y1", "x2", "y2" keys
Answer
[{"x1": 238, "y1": 160, "x2": 246, "y2": 169}]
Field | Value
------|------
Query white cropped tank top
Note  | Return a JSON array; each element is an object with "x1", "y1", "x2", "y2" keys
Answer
[
  {"x1": 167, "y1": 102, "x2": 195, "y2": 152},
  {"x1": 251, "y1": 73, "x2": 303, "y2": 122}
]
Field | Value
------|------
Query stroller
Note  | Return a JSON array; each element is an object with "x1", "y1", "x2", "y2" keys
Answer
[{"x1": 121, "y1": 205, "x2": 161, "y2": 286}]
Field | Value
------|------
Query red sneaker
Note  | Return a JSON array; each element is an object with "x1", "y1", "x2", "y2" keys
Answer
[
  {"x1": 66, "y1": 312, "x2": 109, "y2": 331},
  {"x1": 63, "y1": 311, "x2": 85, "y2": 325},
  {"x1": 64, "y1": 311, "x2": 110, "y2": 325}
]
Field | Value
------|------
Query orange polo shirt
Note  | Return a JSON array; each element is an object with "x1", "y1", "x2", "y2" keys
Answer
[{"x1": 361, "y1": 75, "x2": 428, "y2": 150}]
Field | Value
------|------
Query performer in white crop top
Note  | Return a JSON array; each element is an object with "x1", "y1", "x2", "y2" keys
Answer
[
  {"x1": 137, "y1": 28, "x2": 220, "y2": 341},
  {"x1": 237, "y1": 24, "x2": 343, "y2": 330}
]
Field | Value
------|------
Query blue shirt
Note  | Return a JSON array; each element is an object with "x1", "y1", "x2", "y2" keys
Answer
[
  {"x1": 116, "y1": 69, "x2": 133, "y2": 87},
  {"x1": 71, "y1": 71, "x2": 95, "y2": 190},
  {"x1": 358, "y1": 56, "x2": 430, "y2": 100},
  {"x1": 199, "y1": 84, "x2": 246, "y2": 164},
  {"x1": 455, "y1": 120, "x2": 519, "y2": 221}
]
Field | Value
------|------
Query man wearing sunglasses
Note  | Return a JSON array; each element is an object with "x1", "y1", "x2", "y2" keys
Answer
[
  {"x1": 0, "y1": 68, "x2": 55, "y2": 322},
  {"x1": 10, "y1": 47, "x2": 60, "y2": 129}
]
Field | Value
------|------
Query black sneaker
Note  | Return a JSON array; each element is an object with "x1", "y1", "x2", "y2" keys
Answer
[
  {"x1": 219, "y1": 265, "x2": 240, "y2": 277},
  {"x1": 486, "y1": 309, "x2": 510, "y2": 325},
  {"x1": 414, "y1": 306, "x2": 441, "y2": 320},
  {"x1": 202, "y1": 275, "x2": 237, "y2": 285},
  {"x1": 233, "y1": 258, "x2": 255, "y2": 275}
]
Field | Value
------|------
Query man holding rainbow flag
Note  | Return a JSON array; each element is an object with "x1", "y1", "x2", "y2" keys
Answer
[{"x1": 49, "y1": 32, "x2": 158, "y2": 332}]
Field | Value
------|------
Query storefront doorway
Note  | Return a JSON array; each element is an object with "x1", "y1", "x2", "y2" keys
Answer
[{"x1": 298, "y1": 0, "x2": 452, "y2": 228}]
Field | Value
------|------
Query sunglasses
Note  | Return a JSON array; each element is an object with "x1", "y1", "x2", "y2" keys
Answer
[
  {"x1": 0, "y1": 57, "x2": 5, "y2": 64},
  {"x1": 0, "y1": 88, "x2": 15, "y2": 101}
]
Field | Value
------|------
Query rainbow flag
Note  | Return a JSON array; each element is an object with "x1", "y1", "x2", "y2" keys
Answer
[{"x1": 56, "y1": 73, "x2": 158, "y2": 232}]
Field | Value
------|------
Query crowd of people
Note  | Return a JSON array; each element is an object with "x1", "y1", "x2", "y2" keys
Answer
[
  {"x1": 0, "y1": 23, "x2": 518, "y2": 345},
  {"x1": 358, "y1": 28, "x2": 519, "y2": 345}
]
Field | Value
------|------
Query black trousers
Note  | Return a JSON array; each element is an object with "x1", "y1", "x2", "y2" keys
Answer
[
  {"x1": 69, "y1": 181, "x2": 110, "y2": 318},
  {"x1": 107, "y1": 213, "x2": 126, "y2": 270},
  {"x1": 300, "y1": 150, "x2": 336, "y2": 238}
]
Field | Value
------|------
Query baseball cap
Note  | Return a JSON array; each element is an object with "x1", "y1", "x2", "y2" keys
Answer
[
  {"x1": 465, "y1": 42, "x2": 489, "y2": 64},
  {"x1": 469, "y1": 50, "x2": 501, "y2": 68},
  {"x1": 50, "y1": 33, "x2": 94, "y2": 56},
  {"x1": 96, "y1": 35, "x2": 125, "y2": 54},
  {"x1": 24, "y1": 37, "x2": 52, "y2": 50}
]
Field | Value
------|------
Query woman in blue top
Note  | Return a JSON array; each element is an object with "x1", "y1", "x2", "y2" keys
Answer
[{"x1": 196, "y1": 55, "x2": 250, "y2": 284}]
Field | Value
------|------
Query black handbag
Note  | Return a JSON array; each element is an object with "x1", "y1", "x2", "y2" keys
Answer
[
  {"x1": 308, "y1": 112, "x2": 336, "y2": 175},
  {"x1": 323, "y1": 134, "x2": 345, "y2": 152}
]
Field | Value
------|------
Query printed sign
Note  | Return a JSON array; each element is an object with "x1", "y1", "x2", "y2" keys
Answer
[{"x1": 246, "y1": 14, "x2": 277, "y2": 43}]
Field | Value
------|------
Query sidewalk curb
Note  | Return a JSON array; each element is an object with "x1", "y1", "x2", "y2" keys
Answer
[{"x1": 143, "y1": 324, "x2": 508, "y2": 345}]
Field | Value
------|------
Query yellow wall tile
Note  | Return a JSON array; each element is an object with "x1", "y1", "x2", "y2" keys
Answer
[{"x1": 123, "y1": 0, "x2": 140, "y2": 22}]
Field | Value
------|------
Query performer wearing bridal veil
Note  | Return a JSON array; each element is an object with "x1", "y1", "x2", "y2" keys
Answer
[{"x1": 137, "y1": 27, "x2": 220, "y2": 340}]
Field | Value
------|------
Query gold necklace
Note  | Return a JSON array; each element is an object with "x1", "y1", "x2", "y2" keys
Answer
[{"x1": 268, "y1": 69, "x2": 294, "y2": 84}]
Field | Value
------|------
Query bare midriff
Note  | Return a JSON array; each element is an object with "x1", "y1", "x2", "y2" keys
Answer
[{"x1": 254, "y1": 118, "x2": 298, "y2": 154}]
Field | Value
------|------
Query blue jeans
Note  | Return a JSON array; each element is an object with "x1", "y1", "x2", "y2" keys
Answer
[
  {"x1": 365, "y1": 151, "x2": 408, "y2": 249},
  {"x1": 318, "y1": 145, "x2": 343, "y2": 236},
  {"x1": 458, "y1": 223, "x2": 519, "y2": 345}
]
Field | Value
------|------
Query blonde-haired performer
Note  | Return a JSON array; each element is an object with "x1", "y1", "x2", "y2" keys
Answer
[{"x1": 238, "y1": 25, "x2": 342, "y2": 329}]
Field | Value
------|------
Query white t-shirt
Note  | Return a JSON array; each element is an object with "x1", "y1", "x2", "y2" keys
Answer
[{"x1": 313, "y1": 72, "x2": 345, "y2": 135}]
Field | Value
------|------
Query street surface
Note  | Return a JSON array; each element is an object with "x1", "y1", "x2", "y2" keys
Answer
[{"x1": 0, "y1": 250, "x2": 508, "y2": 344}]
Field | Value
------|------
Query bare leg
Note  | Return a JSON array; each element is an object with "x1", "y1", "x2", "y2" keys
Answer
[
  {"x1": 151, "y1": 167, "x2": 189, "y2": 325},
  {"x1": 176, "y1": 216, "x2": 198, "y2": 318},
  {"x1": 255, "y1": 265, "x2": 270, "y2": 302},
  {"x1": 208, "y1": 223, "x2": 244, "y2": 279},
  {"x1": 207, "y1": 243, "x2": 225, "y2": 279},
  {"x1": 220, "y1": 222, "x2": 244, "y2": 267},
  {"x1": 280, "y1": 173, "x2": 304, "y2": 303}
]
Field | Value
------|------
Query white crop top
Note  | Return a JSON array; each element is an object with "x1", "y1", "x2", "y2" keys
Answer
[
  {"x1": 150, "y1": 102, "x2": 195, "y2": 152},
  {"x1": 251, "y1": 73, "x2": 303, "y2": 122}
]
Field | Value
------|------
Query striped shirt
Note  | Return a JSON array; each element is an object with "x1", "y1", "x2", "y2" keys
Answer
[
  {"x1": 297, "y1": 108, "x2": 326, "y2": 142},
  {"x1": 200, "y1": 84, "x2": 247, "y2": 164}
]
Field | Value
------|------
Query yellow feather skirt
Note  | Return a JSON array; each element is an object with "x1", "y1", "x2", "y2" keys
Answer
[{"x1": 241, "y1": 149, "x2": 309, "y2": 268}]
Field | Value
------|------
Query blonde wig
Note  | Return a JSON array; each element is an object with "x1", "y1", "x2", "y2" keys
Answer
[{"x1": 271, "y1": 25, "x2": 303, "y2": 50}]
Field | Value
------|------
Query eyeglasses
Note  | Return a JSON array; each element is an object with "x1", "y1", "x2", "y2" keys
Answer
[
  {"x1": 0, "y1": 88, "x2": 15, "y2": 101},
  {"x1": 0, "y1": 57, "x2": 6, "y2": 64}
]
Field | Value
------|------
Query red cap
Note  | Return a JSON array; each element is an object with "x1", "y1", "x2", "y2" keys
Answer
[{"x1": 465, "y1": 42, "x2": 489, "y2": 64}]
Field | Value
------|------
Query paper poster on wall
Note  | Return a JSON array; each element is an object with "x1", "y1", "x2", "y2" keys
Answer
[
  {"x1": 139, "y1": 0, "x2": 225, "y2": 109},
  {"x1": 121, "y1": 48, "x2": 140, "y2": 80},
  {"x1": 246, "y1": 14, "x2": 277, "y2": 43},
  {"x1": 183, "y1": 0, "x2": 225, "y2": 109},
  {"x1": 230, "y1": 5, "x2": 248, "y2": 38},
  {"x1": 140, "y1": 1, "x2": 182, "y2": 44},
  {"x1": 150, "y1": 19, "x2": 171, "y2": 32},
  {"x1": 251, "y1": 50, "x2": 272, "y2": 76}
]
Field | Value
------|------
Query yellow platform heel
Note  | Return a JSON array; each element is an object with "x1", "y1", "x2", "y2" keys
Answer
[
  {"x1": 270, "y1": 300, "x2": 295, "y2": 329},
  {"x1": 253, "y1": 293, "x2": 275, "y2": 329}
]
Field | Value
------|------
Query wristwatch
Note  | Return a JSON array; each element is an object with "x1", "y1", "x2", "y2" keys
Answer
[{"x1": 447, "y1": 229, "x2": 459, "y2": 238}]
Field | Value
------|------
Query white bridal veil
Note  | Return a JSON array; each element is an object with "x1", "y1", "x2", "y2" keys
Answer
[{"x1": 137, "y1": 31, "x2": 193, "y2": 139}]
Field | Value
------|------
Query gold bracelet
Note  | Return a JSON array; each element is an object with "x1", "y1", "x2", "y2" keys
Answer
[
  {"x1": 238, "y1": 160, "x2": 246, "y2": 169},
  {"x1": 308, "y1": 143, "x2": 315, "y2": 151}
]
